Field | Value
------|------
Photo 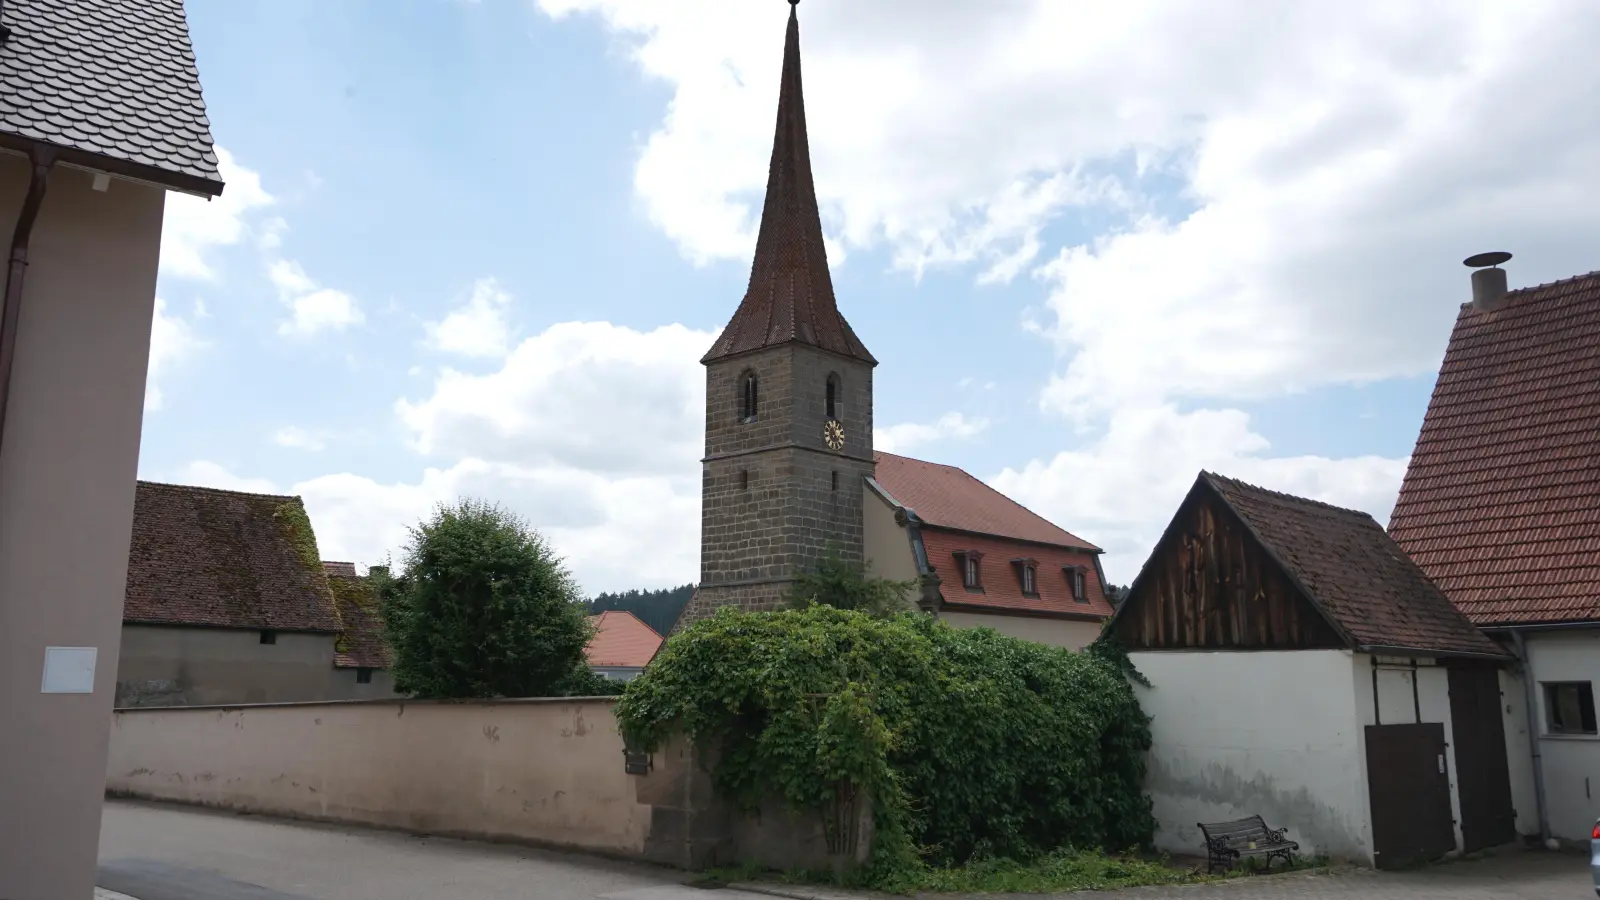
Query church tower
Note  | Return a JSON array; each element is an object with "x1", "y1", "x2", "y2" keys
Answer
[{"x1": 678, "y1": 0, "x2": 877, "y2": 628}]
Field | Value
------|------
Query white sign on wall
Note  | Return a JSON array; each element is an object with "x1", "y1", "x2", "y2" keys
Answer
[{"x1": 41, "y1": 646, "x2": 97, "y2": 694}]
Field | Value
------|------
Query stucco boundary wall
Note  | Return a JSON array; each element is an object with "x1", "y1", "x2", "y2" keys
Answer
[{"x1": 106, "y1": 698, "x2": 863, "y2": 871}]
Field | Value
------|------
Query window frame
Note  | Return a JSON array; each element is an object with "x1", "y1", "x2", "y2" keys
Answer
[
  {"x1": 739, "y1": 370, "x2": 759, "y2": 423},
  {"x1": 1011, "y1": 557, "x2": 1040, "y2": 597},
  {"x1": 258, "y1": 630, "x2": 277, "y2": 645},
  {"x1": 1064, "y1": 566, "x2": 1088, "y2": 603},
  {"x1": 954, "y1": 550, "x2": 985, "y2": 592},
  {"x1": 356, "y1": 667, "x2": 374, "y2": 685},
  {"x1": 1543, "y1": 680, "x2": 1598, "y2": 736}
]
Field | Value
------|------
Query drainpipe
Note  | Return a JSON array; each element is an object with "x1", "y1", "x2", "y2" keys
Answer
[
  {"x1": 0, "y1": 145, "x2": 58, "y2": 462},
  {"x1": 1511, "y1": 628, "x2": 1553, "y2": 843}
]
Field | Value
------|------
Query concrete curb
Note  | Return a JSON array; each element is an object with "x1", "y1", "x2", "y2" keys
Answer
[
  {"x1": 729, "y1": 882, "x2": 879, "y2": 900},
  {"x1": 96, "y1": 889, "x2": 144, "y2": 900}
]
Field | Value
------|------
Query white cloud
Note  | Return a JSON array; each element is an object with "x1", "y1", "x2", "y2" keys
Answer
[
  {"x1": 270, "y1": 259, "x2": 363, "y2": 337},
  {"x1": 273, "y1": 426, "x2": 327, "y2": 451},
  {"x1": 145, "y1": 297, "x2": 201, "y2": 412},
  {"x1": 875, "y1": 412, "x2": 988, "y2": 455},
  {"x1": 398, "y1": 321, "x2": 714, "y2": 474},
  {"x1": 175, "y1": 461, "x2": 280, "y2": 495},
  {"x1": 426, "y1": 277, "x2": 515, "y2": 358},
  {"x1": 159, "y1": 147, "x2": 275, "y2": 281},
  {"x1": 989, "y1": 405, "x2": 1408, "y2": 584},
  {"x1": 173, "y1": 320, "x2": 716, "y2": 595},
  {"x1": 538, "y1": 0, "x2": 1600, "y2": 412}
]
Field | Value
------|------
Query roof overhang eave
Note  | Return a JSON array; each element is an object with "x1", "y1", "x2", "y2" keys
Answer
[
  {"x1": 1356, "y1": 642, "x2": 1513, "y2": 662},
  {"x1": 0, "y1": 133, "x2": 225, "y2": 198}
]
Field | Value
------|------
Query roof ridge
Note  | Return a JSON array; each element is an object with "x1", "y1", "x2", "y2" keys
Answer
[
  {"x1": 1464, "y1": 268, "x2": 1600, "y2": 307},
  {"x1": 1202, "y1": 471, "x2": 1376, "y2": 520},
  {"x1": 137, "y1": 478, "x2": 298, "y2": 503}
]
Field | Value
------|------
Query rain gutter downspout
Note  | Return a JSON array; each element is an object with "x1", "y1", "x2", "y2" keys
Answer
[
  {"x1": 1511, "y1": 628, "x2": 1552, "y2": 843},
  {"x1": 0, "y1": 145, "x2": 58, "y2": 464}
]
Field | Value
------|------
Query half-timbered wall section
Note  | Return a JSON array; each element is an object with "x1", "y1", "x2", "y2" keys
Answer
[{"x1": 1115, "y1": 486, "x2": 1344, "y2": 650}]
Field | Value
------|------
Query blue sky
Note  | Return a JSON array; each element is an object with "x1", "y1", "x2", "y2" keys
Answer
[{"x1": 143, "y1": 0, "x2": 1600, "y2": 595}]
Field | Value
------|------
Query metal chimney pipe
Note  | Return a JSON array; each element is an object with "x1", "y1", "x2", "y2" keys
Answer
[{"x1": 1464, "y1": 252, "x2": 1512, "y2": 312}]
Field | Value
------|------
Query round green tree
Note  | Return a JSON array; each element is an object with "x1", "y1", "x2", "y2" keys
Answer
[{"x1": 378, "y1": 499, "x2": 595, "y2": 698}]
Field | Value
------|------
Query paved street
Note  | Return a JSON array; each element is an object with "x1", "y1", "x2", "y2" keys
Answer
[
  {"x1": 101, "y1": 800, "x2": 1590, "y2": 900},
  {"x1": 98, "y1": 799, "x2": 761, "y2": 900}
]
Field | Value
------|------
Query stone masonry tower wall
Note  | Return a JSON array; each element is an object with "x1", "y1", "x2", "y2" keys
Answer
[
  {"x1": 676, "y1": 3, "x2": 878, "y2": 632},
  {"x1": 688, "y1": 345, "x2": 874, "y2": 622}
]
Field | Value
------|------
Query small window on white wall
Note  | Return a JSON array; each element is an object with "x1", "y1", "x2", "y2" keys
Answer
[{"x1": 1543, "y1": 681, "x2": 1597, "y2": 735}]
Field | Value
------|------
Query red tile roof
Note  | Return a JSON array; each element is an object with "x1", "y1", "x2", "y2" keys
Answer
[
  {"x1": 328, "y1": 572, "x2": 391, "y2": 669},
  {"x1": 1389, "y1": 272, "x2": 1600, "y2": 626},
  {"x1": 585, "y1": 611, "x2": 663, "y2": 669},
  {"x1": 921, "y1": 527, "x2": 1111, "y2": 620},
  {"x1": 873, "y1": 452, "x2": 1101, "y2": 550},
  {"x1": 1204, "y1": 473, "x2": 1505, "y2": 657},
  {"x1": 125, "y1": 481, "x2": 342, "y2": 633},
  {"x1": 700, "y1": 3, "x2": 875, "y2": 366}
]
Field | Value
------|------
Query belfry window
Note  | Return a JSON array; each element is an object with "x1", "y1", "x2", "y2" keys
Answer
[
  {"x1": 825, "y1": 373, "x2": 840, "y2": 419},
  {"x1": 740, "y1": 371, "x2": 759, "y2": 422}
]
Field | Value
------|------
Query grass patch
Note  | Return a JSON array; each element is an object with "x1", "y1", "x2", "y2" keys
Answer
[{"x1": 881, "y1": 850, "x2": 1198, "y2": 894}]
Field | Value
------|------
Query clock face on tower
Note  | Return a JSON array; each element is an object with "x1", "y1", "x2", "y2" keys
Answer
[{"x1": 823, "y1": 419, "x2": 846, "y2": 451}]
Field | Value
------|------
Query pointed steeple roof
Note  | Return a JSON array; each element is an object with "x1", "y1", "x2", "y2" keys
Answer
[{"x1": 701, "y1": 0, "x2": 876, "y2": 366}]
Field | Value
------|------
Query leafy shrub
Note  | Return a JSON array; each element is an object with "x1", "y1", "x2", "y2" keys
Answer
[
  {"x1": 787, "y1": 550, "x2": 917, "y2": 616},
  {"x1": 378, "y1": 499, "x2": 596, "y2": 699},
  {"x1": 614, "y1": 606, "x2": 1154, "y2": 882}
]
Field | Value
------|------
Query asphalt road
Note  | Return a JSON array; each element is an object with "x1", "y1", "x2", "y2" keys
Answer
[{"x1": 97, "y1": 799, "x2": 765, "y2": 900}]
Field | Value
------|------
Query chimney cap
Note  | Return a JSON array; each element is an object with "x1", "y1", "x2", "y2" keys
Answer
[{"x1": 1464, "y1": 251, "x2": 1512, "y2": 269}]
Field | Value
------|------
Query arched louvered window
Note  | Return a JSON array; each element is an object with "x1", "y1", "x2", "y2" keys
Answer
[{"x1": 740, "y1": 371, "x2": 759, "y2": 422}]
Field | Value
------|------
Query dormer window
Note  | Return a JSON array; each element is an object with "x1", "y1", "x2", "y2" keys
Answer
[
  {"x1": 740, "y1": 371, "x2": 759, "y2": 422},
  {"x1": 825, "y1": 372, "x2": 841, "y2": 419},
  {"x1": 953, "y1": 550, "x2": 984, "y2": 591},
  {"x1": 1012, "y1": 558, "x2": 1039, "y2": 596},
  {"x1": 1065, "y1": 566, "x2": 1088, "y2": 603}
]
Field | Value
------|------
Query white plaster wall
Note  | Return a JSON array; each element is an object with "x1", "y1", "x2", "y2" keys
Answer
[
  {"x1": 1499, "y1": 667, "x2": 1541, "y2": 838},
  {"x1": 939, "y1": 611, "x2": 1102, "y2": 650},
  {"x1": 862, "y1": 488, "x2": 919, "y2": 583},
  {"x1": 1130, "y1": 650, "x2": 1373, "y2": 862},
  {"x1": 1524, "y1": 631, "x2": 1600, "y2": 841},
  {"x1": 1354, "y1": 656, "x2": 1463, "y2": 855}
]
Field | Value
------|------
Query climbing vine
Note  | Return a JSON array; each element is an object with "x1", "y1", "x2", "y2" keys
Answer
[{"x1": 614, "y1": 606, "x2": 1155, "y2": 885}]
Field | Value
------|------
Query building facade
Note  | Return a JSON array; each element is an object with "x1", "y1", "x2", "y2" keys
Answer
[
  {"x1": 865, "y1": 451, "x2": 1112, "y2": 649},
  {"x1": 0, "y1": 0, "x2": 229, "y2": 893},
  {"x1": 1111, "y1": 472, "x2": 1514, "y2": 867},
  {"x1": 1389, "y1": 264, "x2": 1600, "y2": 845}
]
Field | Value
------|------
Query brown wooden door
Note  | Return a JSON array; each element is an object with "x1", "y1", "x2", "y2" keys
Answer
[
  {"x1": 1365, "y1": 723, "x2": 1456, "y2": 869},
  {"x1": 1448, "y1": 666, "x2": 1518, "y2": 852}
]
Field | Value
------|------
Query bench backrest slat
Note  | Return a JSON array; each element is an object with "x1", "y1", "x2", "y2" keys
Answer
[{"x1": 1199, "y1": 815, "x2": 1273, "y2": 845}]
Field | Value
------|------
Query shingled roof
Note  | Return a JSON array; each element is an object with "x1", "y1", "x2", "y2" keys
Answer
[
  {"x1": 125, "y1": 481, "x2": 342, "y2": 633},
  {"x1": 585, "y1": 611, "x2": 663, "y2": 670},
  {"x1": 873, "y1": 452, "x2": 1101, "y2": 550},
  {"x1": 0, "y1": 0, "x2": 223, "y2": 196},
  {"x1": 700, "y1": 2, "x2": 874, "y2": 366},
  {"x1": 1389, "y1": 271, "x2": 1600, "y2": 627},
  {"x1": 1203, "y1": 472, "x2": 1505, "y2": 657},
  {"x1": 327, "y1": 571, "x2": 392, "y2": 669}
]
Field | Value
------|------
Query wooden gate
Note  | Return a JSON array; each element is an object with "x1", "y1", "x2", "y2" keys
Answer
[
  {"x1": 1365, "y1": 723, "x2": 1455, "y2": 869},
  {"x1": 1447, "y1": 666, "x2": 1518, "y2": 852}
]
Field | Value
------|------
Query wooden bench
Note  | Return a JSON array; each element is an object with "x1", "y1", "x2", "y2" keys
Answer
[{"x1": 1197, "y1": 815, "x2": 1299, "y2": 874}]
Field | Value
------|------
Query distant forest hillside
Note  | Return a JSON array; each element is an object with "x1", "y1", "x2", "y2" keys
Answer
[{"x1": 585, "y1": 583, "x2": 695, "y2": 637}]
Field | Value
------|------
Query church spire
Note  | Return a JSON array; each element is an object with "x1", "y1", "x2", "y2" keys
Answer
[{"x1": 701, "y1": 0, "x2": 876, "y2": 366}]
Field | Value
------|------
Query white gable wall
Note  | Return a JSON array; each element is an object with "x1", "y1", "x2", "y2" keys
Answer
[
  {"x1": 1131, "y1": 649, "x2": 1375, "y2": 863},
  {"x1": 1515, "y1": 630, "x2": 1600, "y2": 842}
]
